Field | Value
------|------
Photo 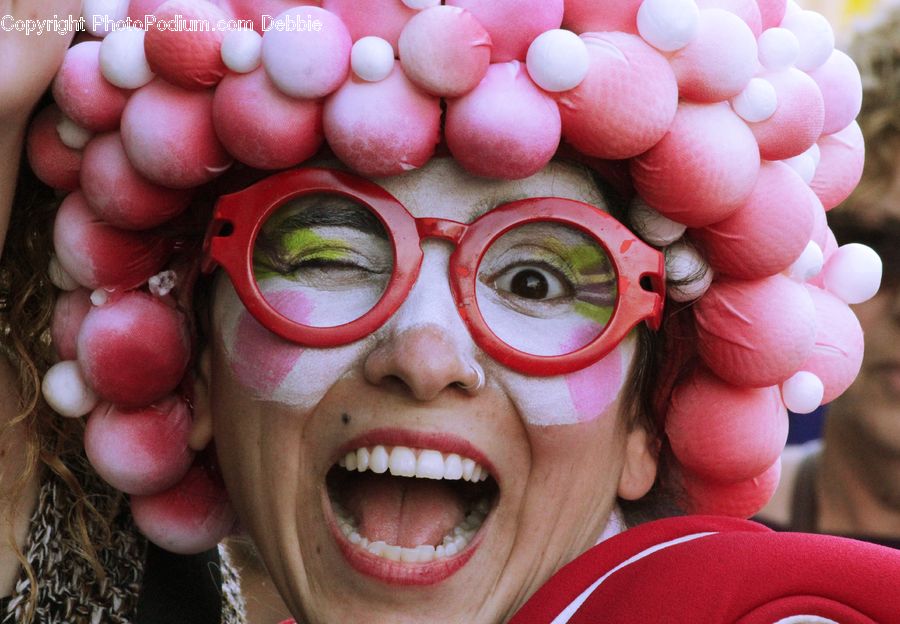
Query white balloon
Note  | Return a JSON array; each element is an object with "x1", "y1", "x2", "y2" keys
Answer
[
  {"x1": 806, "y1": 142, "x2": 821, "y2": 167},
  {"x1": 629, "y1": 198, "x2": 687, "y2": 246},
  {"x1": 402, "y1": 0, "x2": 440, "y2": 8},
  {"x1": 42, "y1": 361, "x2": 99, "y2": 418},
  {"x1": 351, "y1": 36, "x2": 395, "y2": 82},
  {"x1": 665, "y1": 242, "x2": 713, "y2": 302},
  {"x1": 90, "y1": 289, "x2": 110, "y2": 306},
  {"x1": 731, "y1": 77, "x2": 778, "y2": 123},
  {"x1": 757, "y1": 27, "x2": 800, "y2": 70},
  {"x1": 781, "y1": 371, "x2": 824, "y2": 414},
  {"x1": 100, "y1": 27, "x2": 155, "y2": 89},
  {"x1": 637, "y1": 0, "x2": 700, "y2": 53},
  {"x1": 221, "y1": 28, "x2": 263, "y2": 74},
  {"x1": 48, "y1": 255, "x2": 80, "y2": 291},
  {"x1": 822, "y1": 243, "x2": 882, "y2": 304},
  {"x1": 781, "y1": 10, "x2": 834, "y2": 72},
  {"x1": 782, "y1": 152, "x2": 816, "y2": 183},
  {"x1": 56, "y1": 116, "x2": 93, "y2": 150},
  {"x1": 525, "y1": 29, "x2": 590, "y2": 93},
  {"x1": 787, "y1": 241, "x2": 824, "y2": 282},
  {"x1": 83, "y1": 0, "x2": 130, "y2": 37}
]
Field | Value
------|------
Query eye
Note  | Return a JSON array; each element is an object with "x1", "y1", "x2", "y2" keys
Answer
[{"x1": 494, "y1": 265, "x2": 570, "y2": 301}]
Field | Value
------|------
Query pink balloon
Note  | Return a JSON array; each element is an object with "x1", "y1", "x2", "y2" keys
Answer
[
  {"x1": 144, "y1": 0, "x2": 229, "y2": 90},
  {"x1": 694, "y1": 274, "x2": 817, "y2": 387},
  {"x1": 323, "y1": 66, "x2": 441, "y2": 177},
  {"x1": 682, "y1": 458, "x2": 781, "y2": 517},
  {"x1": 447, "y1": 0, "x2": 564, "y2": 62},
  {"x1": 121, "y1": 79, "x2": 232, "y2": 189},
  {"x1": 77, "y1": 291, "x2": 190, "y2": 408},
  {"x1": 631, "y1": 102, "x2": 760, "y2": 227},
  {"x1": 398, "y1": 5, "x2": 492, "y2": 97},
  {"x1": 556, "y1": 32, "x2": 677, "y2": 160},
  {"x1": 220, "y1": 0, "x2": 322, "y2": 33},
  {"x1": 748, "y1": 68, "x2": 825, "y2": 161},
  {"x1": 213, "y1": 68, "x2": 324, "y2": 169},
  {"x1": 807, "y1": 192, "x2": 828, "y2": 249},
  {"x1": 52, "y1": 42, "x2": 129, "y2": 132},
  {"x1": 322, "y1": 0, "x2": 415, "y2": 53},
  {"x1": 80, "y1": 132, "x2": 194, "y2": 230},
  {"x1": 691, "y1": 161, "x2": 815, "y2": 279},
  {"x1": 129, "y1": 0, "x2": 166, "y2": 20},
  {"x1": 25, "y1": 105, "x2": 83, "y2": 192},
  {"x1": 53, "y1": 192, "x2": 172, "y2": 290},
  {"x1": 810, "y1": 122, "x2": 865, "y2": 211},
  {"x1": 667, "y1": 366, "x2": 787, "y2": 483},
  {"x1": 446, "y1": 61, "x2": 560, "y2": 180},
  {"x1": 562, "y1": 0, "x2": 641, "y2": 34},
  {"x1": 669, "y1": 9, "x2": 758, "y2": 103},
  {"x1": 131, "y1": 461, "x2": 236, "y2": 554},
  {"x1": 757, "y1": 0, "x2": 787, "y2": 30},
  {"x1": 261, "y1": 6, "x2": 351, "y2": 99},
  {"x1": 696, "y1": 0, "x2": 762, "y2": 35},
  {"x1": 85, "y1": 396, "x2": 194, "y2": 495},
  {"x1": 809, "y1": 50, "x2": 862, "y2": 136},
  {"x1": 800, "y1": 286, "x2": 864, "y2": 404},
  {"x1": 51, "y1": 288, "x2": 93, "y2": 361}
]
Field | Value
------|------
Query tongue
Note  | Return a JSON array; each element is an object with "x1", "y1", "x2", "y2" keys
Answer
[{"x1": 344, "y1": 473, "x2": 466, "y2": 548}]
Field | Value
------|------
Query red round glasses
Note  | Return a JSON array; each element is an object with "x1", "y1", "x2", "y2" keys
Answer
[{"x1": 201, "y1": 168, "x2": 666, "y2": 377}]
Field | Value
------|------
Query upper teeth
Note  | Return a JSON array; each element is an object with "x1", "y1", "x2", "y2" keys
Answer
[{"x1": 337, "y1": 445, "x2": 490, "y2": 482}]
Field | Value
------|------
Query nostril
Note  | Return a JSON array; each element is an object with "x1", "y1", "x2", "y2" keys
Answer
[{"x1": 363, "y1": 324, "x2": 479, "y2": 400}]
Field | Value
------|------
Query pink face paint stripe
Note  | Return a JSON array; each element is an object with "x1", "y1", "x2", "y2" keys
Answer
[
  {"x1": 563, "y1": 325, "x2": 623, "y2": 423},
  {"x1": 231, "y1": 289, "x2": 311, "y2": 395}
]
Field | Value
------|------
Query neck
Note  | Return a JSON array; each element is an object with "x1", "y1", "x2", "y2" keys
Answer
[{"x1": 817, "y1": 411, "x2": 900, "y2": 539}]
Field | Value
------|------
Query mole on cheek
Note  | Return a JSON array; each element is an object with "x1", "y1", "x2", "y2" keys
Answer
[
  {"x1": 229, "y1": 290, "x2": 311, "y2": 395},
  {"x1": 341, "y1": 413, "x2": 351, "y2": 425}
]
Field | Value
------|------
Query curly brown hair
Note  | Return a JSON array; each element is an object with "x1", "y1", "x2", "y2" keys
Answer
[{"x1": 0, "y1": 153, "x2": 120, "y2": 622}]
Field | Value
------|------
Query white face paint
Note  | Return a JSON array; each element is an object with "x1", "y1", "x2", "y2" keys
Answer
[
  {"x1": 206, "y1": 158, "x2": 658, "y2": 624},
  {"x1": 215, "y1": 158, "x2": 629, "y2": 425}
]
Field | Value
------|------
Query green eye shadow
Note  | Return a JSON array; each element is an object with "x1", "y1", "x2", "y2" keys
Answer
[{"x1": 254, "y1": 227, "x2": 350, "y2": 280}]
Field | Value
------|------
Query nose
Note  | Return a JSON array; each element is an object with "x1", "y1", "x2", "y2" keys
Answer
[{"x1": 363, "y1": 242, "x2": 483, "y2": 401}]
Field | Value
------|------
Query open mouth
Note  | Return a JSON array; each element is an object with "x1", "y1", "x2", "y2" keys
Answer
[{"x1": 325, "y1": 442, "x2": 499, "y2": 581}]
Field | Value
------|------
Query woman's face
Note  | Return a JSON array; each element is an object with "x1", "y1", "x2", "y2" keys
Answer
[{"x1": 195, "y1": 158, "x2": 657, "y2": 623}]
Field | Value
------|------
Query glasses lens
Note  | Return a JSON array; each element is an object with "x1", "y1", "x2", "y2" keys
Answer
[
  {"x1": 475, "y1": 222, "x2": 618, "y2": 357},
  {"x1": 252, "y1": 194, "x2": 393, "y2": 328}
]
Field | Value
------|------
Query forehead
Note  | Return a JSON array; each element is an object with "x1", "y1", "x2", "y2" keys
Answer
[{"x1": 371, "y1": 158, "x2": 608, "y2": 222}]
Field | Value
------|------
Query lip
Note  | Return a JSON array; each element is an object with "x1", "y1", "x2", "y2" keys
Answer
[
  {"x1": 323, "y1": 427, "x2": 498, "y2": 586},
  {"x1": 324, "y1": 505, "x2": 486, "y2": 586},
  {"x1": 331, "y1": 427, "x2": 501, "y2": 486}
]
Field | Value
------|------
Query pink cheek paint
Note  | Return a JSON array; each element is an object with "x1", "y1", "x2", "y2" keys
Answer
[
  {"x1": 564, "y1": 349, "x2": 623, "y2": 423},
  {"x1": 230, "y1": 289, "x2": 311, "y2": 395},
  {"x1": 562, "y1": 324, "x2": 624, "y2": 423}
]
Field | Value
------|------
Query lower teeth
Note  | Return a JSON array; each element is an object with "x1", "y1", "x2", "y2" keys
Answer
[{"x1": 333, "y1": 498, "x2": 490, "y2": 563}]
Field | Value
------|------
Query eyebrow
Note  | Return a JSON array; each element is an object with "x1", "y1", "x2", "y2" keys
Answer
[
  {"x1": 466, "y1": 193, "x2": 530, "y2": 222},
  {"x1": 274, "y1": 195, "x2": 387, "y2": 237}
]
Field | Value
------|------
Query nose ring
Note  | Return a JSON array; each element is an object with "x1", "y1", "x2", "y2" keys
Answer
[{"x1": 459, "y1": 364, "x2": 486, "y2": 393}]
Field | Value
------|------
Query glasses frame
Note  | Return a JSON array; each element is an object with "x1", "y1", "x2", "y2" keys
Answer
[{"x1": 202, "y1": 168, "x2": 665, "y2": 376}]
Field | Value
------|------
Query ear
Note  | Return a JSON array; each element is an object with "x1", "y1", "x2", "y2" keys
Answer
[
  {"x1": 617, "y1": 426, "x2": 658, "y2": 501},
  {"x1": 189, "y1": 346, "x2": 214, "y2": 452}
]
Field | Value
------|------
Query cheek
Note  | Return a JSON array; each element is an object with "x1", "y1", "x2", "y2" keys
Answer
[
  {"x1": 228, "y1": 289, "x2": 311, "y2": 396},
  {"x1": 565, "y1": 346, "x2": 624, "y2": 423},
  {"x1": 495, "y1": 337, "x2": 633, "y2": 426},
  {"x1": 217, "y1": 282, "x2": 370, "y2": 409}
]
